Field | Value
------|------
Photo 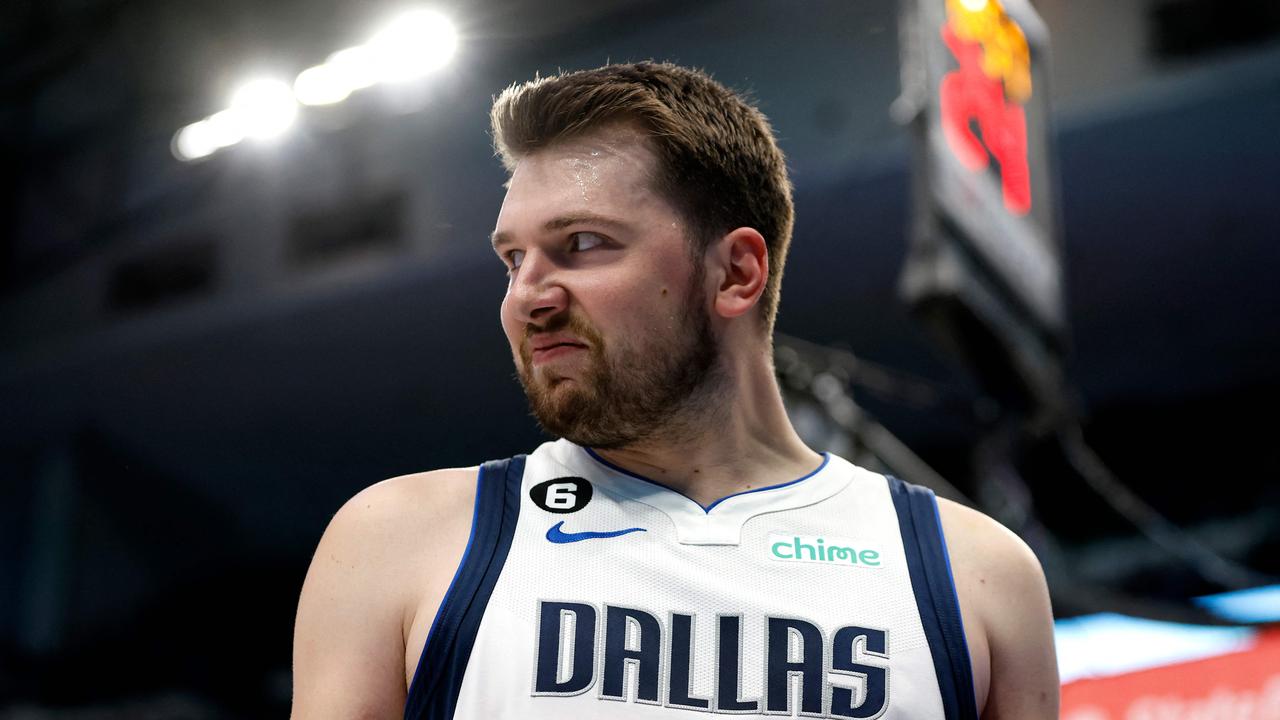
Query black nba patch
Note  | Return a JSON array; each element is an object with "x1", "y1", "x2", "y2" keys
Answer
[{"x1": 530, "y1": 477, "x2": 593, "y2": 514}]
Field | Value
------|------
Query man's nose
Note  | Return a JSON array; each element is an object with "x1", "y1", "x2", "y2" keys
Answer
[{"x1": 508, "y1": 251, "x2": 568, "y2": 325}]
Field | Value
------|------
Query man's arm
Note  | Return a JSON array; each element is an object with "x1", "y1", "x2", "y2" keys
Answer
[
  {"x1": 290, "y1": 468, "x2": 477, "y2": 720},
  {"x1": 938, "y1": 497, "x2": 1059, "y2": 720}
]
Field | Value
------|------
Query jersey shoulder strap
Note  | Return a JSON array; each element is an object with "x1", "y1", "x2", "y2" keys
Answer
[
  {"x1": 887, "y1": 475, "x2": 979, "y2": 720},
  {"x1": 404, "y1": 455, "x2": 525, "y2": 720}
]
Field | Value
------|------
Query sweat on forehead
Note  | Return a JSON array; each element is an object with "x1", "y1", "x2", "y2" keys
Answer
[{"x1": 505, "y1": 124, "x2": 661, "y2": 190}]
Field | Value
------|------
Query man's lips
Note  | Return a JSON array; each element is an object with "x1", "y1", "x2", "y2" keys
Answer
[{"x1": 528, "y1": 336, "x2": 588, "y2": 364}]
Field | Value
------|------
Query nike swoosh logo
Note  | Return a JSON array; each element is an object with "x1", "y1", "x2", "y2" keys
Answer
[{"x1": 546, "y1": 520, "x2": 646, "y2": 544}]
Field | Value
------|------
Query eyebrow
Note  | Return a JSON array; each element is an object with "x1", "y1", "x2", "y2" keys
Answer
[{"x1": 490, "y1": 213, "x2": 631, "y2": 252}]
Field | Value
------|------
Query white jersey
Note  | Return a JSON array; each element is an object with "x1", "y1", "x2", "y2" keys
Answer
[{"x1": 405, "y1": 439, "x2": 977, "y2": 720}]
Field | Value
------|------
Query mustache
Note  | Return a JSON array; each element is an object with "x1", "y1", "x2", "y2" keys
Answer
[{"x1": 520, "y1": 312, "x2": 604, "y2": 361}]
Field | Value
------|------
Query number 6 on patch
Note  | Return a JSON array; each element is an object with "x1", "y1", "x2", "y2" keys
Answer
[
  {"x1": 546, "y1": 483, "x2": 579, "y2": 509},
  {"x1": 530, "y1": 476, "x2": 594, "y2": 514}
]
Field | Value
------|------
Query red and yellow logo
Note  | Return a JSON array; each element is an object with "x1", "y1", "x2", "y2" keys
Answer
[{"x1": 939, "y1": 0, "x2": 1035, "y2": 215}]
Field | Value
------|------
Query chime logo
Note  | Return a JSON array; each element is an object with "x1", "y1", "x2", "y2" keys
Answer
[{"x1": 767, "y1": 534, "x2": 884, "y2": 569}]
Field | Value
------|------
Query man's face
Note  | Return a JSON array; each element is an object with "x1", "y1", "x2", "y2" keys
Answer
[{"x1": 491, "y1": 126, "x2": 723, "y2": 448}]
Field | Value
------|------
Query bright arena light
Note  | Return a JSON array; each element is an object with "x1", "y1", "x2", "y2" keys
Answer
[
  {"x1": 366, "y1": 9, "x2": 458, "y2": 83},
  {"x1": 204, "y1": 109, "x2": 247, "y2": 147},
  {"x1": 172, "y1": 108, "x2": 248, "y2": 161},
  {"x1": 229, "y1": 78, "x2": 298, "y2": 139},
  {"x1": 173, "y1": 121, "x2": 218, "y2": 161},
  {"x1": 327, "y1": 46, "x2": 382, "y2": 91},
  {"x1": 174, "y1": 8, "x2": 458, "y2": 161},
  {"x1": 293, "y1": 65, "x2": 349, "y2": 106}
]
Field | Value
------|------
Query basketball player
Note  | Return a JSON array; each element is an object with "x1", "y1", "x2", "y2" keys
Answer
[{"x1": 291, "y1": 62, "x2": 1058, "y2": 719}]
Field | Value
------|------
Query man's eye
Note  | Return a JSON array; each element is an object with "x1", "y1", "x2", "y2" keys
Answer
[
  {"x1": 570, "y1": 232, "x2": 604, "y2": 252},
  {"x1": 508, "y1": 249, "x2": 525, "y2": 269}
]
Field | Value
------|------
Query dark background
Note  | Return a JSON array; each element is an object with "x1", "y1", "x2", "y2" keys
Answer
[{"x1": 2, "y1": 0, "x2": 1278, "y2": 715}]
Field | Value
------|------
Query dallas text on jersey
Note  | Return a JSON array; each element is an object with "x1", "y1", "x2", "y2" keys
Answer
[{"x1": 533, "y1": 601, "x2": 890, "y2": 719}]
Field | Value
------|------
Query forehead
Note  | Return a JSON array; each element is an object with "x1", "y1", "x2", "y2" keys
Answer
[{"x1": 496, "y1": 126, "x2": 672, "y2": 227}]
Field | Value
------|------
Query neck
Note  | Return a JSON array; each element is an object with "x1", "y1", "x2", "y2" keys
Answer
[{"x1": 588, "y1": 346, "x2": 822, "y2": 508}]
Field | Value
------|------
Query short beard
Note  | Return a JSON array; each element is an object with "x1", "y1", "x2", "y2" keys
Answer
[{"x1": 515, "y1": 267, "x2": 723, "y2": 449}]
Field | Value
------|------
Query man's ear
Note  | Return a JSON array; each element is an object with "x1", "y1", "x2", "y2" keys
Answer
[{"x1": 710, "y1": 227, "x2": 768, "y2": 320}]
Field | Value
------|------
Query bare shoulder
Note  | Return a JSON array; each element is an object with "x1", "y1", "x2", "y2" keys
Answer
[
  {"x1": 935, "y1": 497, "x2": 1059, "y2": 720},
  {"x1": 313, "y1": 467, "x2": 478, "y2": 600},
  {"x1": 935, "y1": 498, "x2": 1045, "y2": 593},
  {"x1": 347, "y1": 466, "x2": 480, "y2": 517},
  {"x1": 291, "y1": 467, "x2": 478, "y2": 720},
  {"x1": 328, "y1": 467, "x2": 478, "y2": 551}
]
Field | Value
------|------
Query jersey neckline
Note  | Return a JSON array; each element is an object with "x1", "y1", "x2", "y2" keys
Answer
[
  {"x1": 551, "y1": 440, "x2": 852, "y2": 546},
  {"x1": 583, "y1": 446, "x2": 831, "y2": 514}
]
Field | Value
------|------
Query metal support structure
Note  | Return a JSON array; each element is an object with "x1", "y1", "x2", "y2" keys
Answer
[{"x1": 775, "y1": 334, "x2": 971, "y2": 506}]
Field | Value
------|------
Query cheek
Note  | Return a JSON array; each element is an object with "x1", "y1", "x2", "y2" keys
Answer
[{"x1": 499, "y1": 295, "x2": 521, "y2": 350}]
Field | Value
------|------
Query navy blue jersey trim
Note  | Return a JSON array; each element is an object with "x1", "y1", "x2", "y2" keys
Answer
[
  {"x1": 403, "y1": 456, "x2": 525, "y2": 720},
  {"x1": 404, "y1": 472, "x2": 482, "y2": 700},
  {"x1": 888, "y1": 476, "x2": 979, "y2": 720},
  {"x1": 584, "y1": 446, "x2": 830, "y2": 513}
]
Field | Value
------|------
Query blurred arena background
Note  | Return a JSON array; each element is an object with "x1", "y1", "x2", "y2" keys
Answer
[{"x1": 2, "y1": 0, "x2": 1279, "y2": 717}]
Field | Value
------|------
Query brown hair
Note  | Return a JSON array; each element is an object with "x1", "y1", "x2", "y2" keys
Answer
[{"x1": 490, "y1": 61, "x2": 794, "y2": 333}]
